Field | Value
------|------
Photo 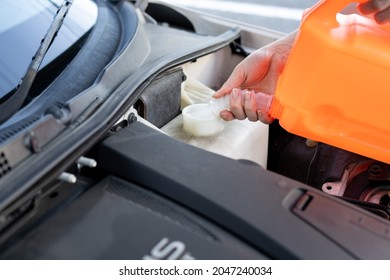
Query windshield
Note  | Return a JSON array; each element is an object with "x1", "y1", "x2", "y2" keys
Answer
[{"x1": 0, "y1": 0, "x2": 97, "y2": 101}]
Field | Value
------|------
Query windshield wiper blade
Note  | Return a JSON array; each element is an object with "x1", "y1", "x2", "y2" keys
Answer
[{"x1": 0, "y1": 0, "x2": 73, "y2": 124}]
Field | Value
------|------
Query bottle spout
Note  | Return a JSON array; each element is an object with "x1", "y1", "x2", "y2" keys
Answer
[{"x1": 210, "y1": 89, "x2": 279, "y2": 123}]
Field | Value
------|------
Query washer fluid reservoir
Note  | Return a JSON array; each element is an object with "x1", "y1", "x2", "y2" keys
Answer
[
  {"x1": 268, "y1": 0, "x2": 390, "y2": 163},
  {"x1": 163, "y1": 76, "x2": 269, "y2": 169}
]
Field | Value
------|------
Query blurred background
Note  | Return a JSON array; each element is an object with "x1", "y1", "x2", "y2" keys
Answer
[{"x1": 160, "y1": 0, "x2": 319, "y2": 33}]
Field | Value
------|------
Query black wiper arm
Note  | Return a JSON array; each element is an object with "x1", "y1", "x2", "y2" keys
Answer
[{"x1": 0, "y1": 0, "x2": 73, "y2": 124}]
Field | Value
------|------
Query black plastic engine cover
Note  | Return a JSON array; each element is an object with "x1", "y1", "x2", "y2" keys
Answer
[
  {"x1": 1, "y1": 175, "x2": 265, "y2": 259},
  {"x1": 96, "y1": 121, "x2": 390, "y2": 259},
  {"x1": 3, "y1": 121, "x2": 390, "y2": 259}
]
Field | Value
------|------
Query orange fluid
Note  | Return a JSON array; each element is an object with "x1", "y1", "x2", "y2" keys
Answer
[{"x1": 270, "y1": 0, "x2": 390, "y2": 163}]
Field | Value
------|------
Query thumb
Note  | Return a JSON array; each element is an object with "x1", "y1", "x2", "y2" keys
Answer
[{"x1": 213, "y1": 83, "x2": 233, "y2": 98}]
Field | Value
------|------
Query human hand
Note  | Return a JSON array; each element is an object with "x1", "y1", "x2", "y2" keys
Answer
[
  {"x1": 358, "y1": 0, "x2": 390, "y2": 23},
  {"x1": 213, "y1": 31, "x2": 296, "y2": 124}
]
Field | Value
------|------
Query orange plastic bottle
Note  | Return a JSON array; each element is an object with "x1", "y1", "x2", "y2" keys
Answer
[{"x1": 269, "y1": 0, "x2": 390, "y2": 163}]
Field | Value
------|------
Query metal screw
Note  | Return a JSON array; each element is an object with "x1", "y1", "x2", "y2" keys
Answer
[{"x1": 369, "y1": 164, "x2": 383, "y2": 176}]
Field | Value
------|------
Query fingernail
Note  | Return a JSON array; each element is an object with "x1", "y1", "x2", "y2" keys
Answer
[
  {"x1": 219, "y1": 111, "x2": 229, "y2": 119},
  {"x1": 245, "y1": 91, "x2": 251, "y2": 100}
]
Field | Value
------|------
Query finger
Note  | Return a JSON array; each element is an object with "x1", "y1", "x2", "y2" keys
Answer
[
  {"x1": 257, "y1": 110, "x2": 274, "y2": 124},
  {"x1": 229, "y1": 88, "x2": 246, "y2": 120},
  {"x1": 219, "y1": 110, "x2": 235, "y2": 121},
  {"x1": 243, "y1": 90, "x2": 258, "y2": 121},
  {"x1": 213, "y1": 85, "x2": 231, "y2": 98},
  {"x1": 358, "y1": 0, "x2": 390, "y2": 14}
]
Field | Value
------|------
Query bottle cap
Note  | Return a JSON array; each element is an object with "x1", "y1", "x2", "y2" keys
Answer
[{"x1": 182, "y1": 104, "x2": 224, "y2": 136}]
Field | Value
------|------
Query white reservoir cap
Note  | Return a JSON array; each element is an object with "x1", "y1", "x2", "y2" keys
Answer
[{"x1": 182, "y1": 103, "x2": 224, "y2": 136}]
